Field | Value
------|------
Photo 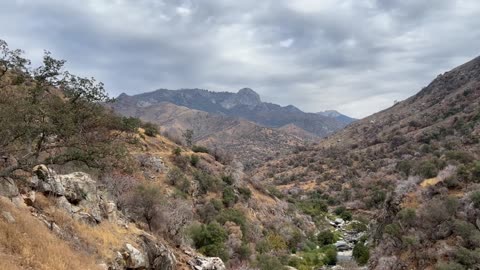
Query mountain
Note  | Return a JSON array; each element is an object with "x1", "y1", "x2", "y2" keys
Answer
[
  {"x1": 254, "y1": 56, "x2": 480, "y2": 268},
  {"x1": 317, "y1": 110, "x2": 356, "y2": 125},
  {"x1": 114, "y1": 88, "x2": 352, "y2": 137}
]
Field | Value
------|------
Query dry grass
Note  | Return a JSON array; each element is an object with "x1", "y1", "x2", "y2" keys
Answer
[
  {"x1": 0, "y1": 197, "x2": 101, "y2": 270},
  {"x1": 420, "y1": 177, "x2": 442, "y2": 188}
]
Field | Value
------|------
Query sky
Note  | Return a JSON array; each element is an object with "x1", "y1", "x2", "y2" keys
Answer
[{"x1": 1, "y1": 0, "x2": 480, "y2": 118}]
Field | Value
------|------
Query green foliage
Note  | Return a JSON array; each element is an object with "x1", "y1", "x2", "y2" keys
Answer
[
  {"x1": 172, "y1": 147, "x2": 182, "y2": 156},
  {"x1": 143, "y1": 122, "x2": 159, "y2": 137},
  {"x1": 166, "y1": 167, "x2": 190, "y2": 193},
  {"x1": 221, "y1": 175, "x2": 234, "y2": 185},
  {"x1": 396, "y1": 160, "x2": 413, "y2": 176},
  {"x1": 366, "y1": 189, "x2": 386, "y2": 208},
  {"x1": 296, "y1": 197, "x2": 328, "y2": 219},
  {"x1": 190, "y1": 154, "x2": 200, "y2": 167},
  {"x1": 192, "y1": 145, "x2": 209, "y2": 153},
  {"x1": 238, "y1": 187, "x2": 252, "y2": 200},
  {"x1": 445, "y1": 151, "x2": 474, "y2": 164},
  {"x1": 216, "y1": 208, "x2": 247, "y2": 234},
  {"x1": 255, "y1": 254, "x2": 286, "y2": 270},
  {"x1": 352, "y1": 242, "x2": 370, "y2": 265},
  {"x1": 119, "y1": 116, "x2": 142, "y2": 132},
  {"x1": 470, "y1": 191, "x2": 480, "y2": 209},
  {"x1": 435, "y1": 262, "x2": 466, "y2": 270},
  {"x1": 322, "y1": 246, "x2": 337, "y2": 265},
  {"x1": 416, "y1": 160, "x2": 439, "y2": 178},
  {"x1": 128, "y1": 183, "x2": 164, "y2": 231},
  {"x1": 266, "y1": 185, "x2": 284, "y2": 198},
  {"x1": 222, "y1": 186, "x2": 237, "y2": 207},
  {"x1": 182, "y1": 129, "x2": 194, "y2": 147},
  {"x1": 453, "y1": 220, "x2": 480, "y2": 249},
  {"x1": 317, "y1": 230, "x2": 335, "y2": 246},
  {"x1": 189, "y1": 222, "x2": 228, "y2": 261},
  {"x1": 453, "y1": 247, "x2": 480, "y2": 268},
  {"x1": 194, "y1": 171, "x2": 221, "y2": 194},
  {"x1": 334, "y1": 206, "x2": 352, "y2": 221}
]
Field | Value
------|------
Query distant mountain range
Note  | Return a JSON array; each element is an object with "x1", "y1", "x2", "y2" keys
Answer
[{"x1": 110, "y1": 88, "x2": 355, "y2": 165}]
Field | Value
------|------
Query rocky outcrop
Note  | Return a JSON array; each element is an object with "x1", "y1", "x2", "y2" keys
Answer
[
  {"x1": 188, "y1": 256, "x2": 226, "y2": 270},
  {"x1": 124, "y1": 244, "x2": 147, "y2": 269},
  {"x1": 30, "y1": 165, "x2": 116, "y2": 224},
  {"x1": 140, "y1": 234, "x2": 177, "y2": 270}
]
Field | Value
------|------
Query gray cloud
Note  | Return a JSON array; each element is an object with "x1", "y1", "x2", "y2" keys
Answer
[{"x1": 1, "y1": 0, "x2": 479, "y2": 118}]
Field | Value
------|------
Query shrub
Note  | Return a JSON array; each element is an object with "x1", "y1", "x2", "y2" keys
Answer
[
  {"x1": 190, "y1": 155, "x2": 200, "y2": 167},
  {"x1": 435, "y1": 262, "x2": 466, "y2": 270},
  {"x1": 222, "y1": 186, "x2": 237, "y2": 207},
  {"x1": 222, "y1": 175, "x2": 234, "y2": 185},
  {"x1": 266, "y1": 233, "x2": 288, "y2": 252},
  {"x1": 396, "y1": 160, "x2": 413, "y2": 176},
  {"x1": 397, "y1": 208, "x2": 416, "y2": 227},
  {"x1": 416, "y1": 160, "x2": 439, "y2": 178},
  {"x1": 445, "y1": 151, "x2": 474, "y2": 164},
  {"x1": 453, "y1": 247, "x2": 480, "y2": 268},
  {"x1": 323, "y1": 246, "x2": 337, "y2": 265},
  {"x1": 255, "y1": 254, "x2": 286, "y2": 270},
  {"x1": 172, "y1": 147, "x2": 182, "y2": 156},
  {"x1": 216, "y1": 209, "x2": 247, "y2": 234},
  {"x1": 470, "y1": 191, "x2": 480, "y2": 209},
  {"x1": 238, "y1": 187, "x2": 252, "y2": 200},
  {"x1": 195, "y1": 171, "x2": 221, "y2": 194},
  {"x1": 143, "y1": 122, "x2": 159, "y2": 137},
  {"x1": 192, "y1": 145, "x2": 209, "y2": 153},
  {"x1": 472, "y1": 162, "x2": 480, "y2": 182},
  {"x1": 352, "y1": 242, "x2": 370, "y2": 265},
  {"x1": 166, "y1": 167, "x2": 190, "y2": 193},
  {"x1": 317, "y1": 230, "x2": 335, "y2": 246},
  {"x1": 189, "y1": 222, "x2": 228, "y2": 261}
]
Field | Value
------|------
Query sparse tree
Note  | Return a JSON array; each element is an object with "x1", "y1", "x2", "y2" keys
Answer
[{"x1": 183, "y1": 129, "x2": 194, "y2": 147}]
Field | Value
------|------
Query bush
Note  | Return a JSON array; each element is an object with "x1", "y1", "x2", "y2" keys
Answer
[
  {"x1": 192, "y1": 145, "x2": 209, "y2": 153},
  {"x1": 143, "y1": 122, "x2": 159, "y2": 137},
  {"x1": 216, "y1": 209, "x2": 247, "y2": 234},
  {"x1": 238, "y1": 187, "x2": 252, "y2": 201},
  {"x1": 222, "y1": 186, "x2": 237, "y2": 207},
  {"x1": 255, "y1": 254, "x2": 286, "y2": 270},
  {"x1": 166, "y1": 167, "x2": 190, "y2": 193},
  {"x1": 172, "y1": 147, "x2": 182, "y2": 156},
  {"x1": 323, "y1": 246, "x2": 337, "y2": 265},
  {"x1": 352, "y1": 242, "x2": 369, "y2": 265},
  {"x1": 396, "y1": 160, "x2": 413, "y2": 176},
  {"x1": 317, "y1": 230, "x2": 335, "y2": 246},
  {"x1": 189, "y1": 222, "x2": 228, "y2": 261},
  {"x1": 445, "y1": 151, "x2": 474, "y2": 164},
  {"x1": 435, "y1": 262, "x2": 466, "y2": 270},
  {"x1": 416, "y1": 160, "x2": 439, "y2": 178},
  {"x1": 453, "y1": 247, "x2": 480, "y2": 268},
  {"x1": 470, "y1": 191, "x2": 480, "y2": 209},
  {"x1": 194, "y1": 171, "x2": 221, "y2": 194},
  {"x1": 190, "y1": 155, "x2": 200, "y2": 167}
]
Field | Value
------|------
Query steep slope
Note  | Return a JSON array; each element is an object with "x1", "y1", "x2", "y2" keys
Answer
[
  {"x1": 113, "y1": 88, "x2": 351, "y2": 137},
  {"x1": 254, "y1": 56, "x2": 480, "y2": 269},
  {"x1": 109, "y1": 101, "x2": 309, "y2": 167}
]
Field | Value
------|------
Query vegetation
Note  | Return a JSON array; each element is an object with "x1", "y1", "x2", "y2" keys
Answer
[{"x1": 189, "y1": 222, "x2": 228, "y2": 261}]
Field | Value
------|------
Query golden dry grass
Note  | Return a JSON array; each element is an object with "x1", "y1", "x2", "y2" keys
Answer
[
  {"x1": 420, "y1": 177, "x2": 442, "y2": 188},
  {"x1": 0, "y1": 197, "x2": 101, "y2": 270}
]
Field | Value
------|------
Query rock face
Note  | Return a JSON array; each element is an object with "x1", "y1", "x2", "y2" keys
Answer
[
  {"x1": 124, "y1": 244, "x2": 147, "y2": 269},
  {"x1": 140, "y1": 234, "x2": 177, "y2": 270},
  {"x1": 188, "y1": 256, "x2": 226, "y2": 270},
  {"x1": 30, "y1": 165, "x2": 115, "y2": 224}
]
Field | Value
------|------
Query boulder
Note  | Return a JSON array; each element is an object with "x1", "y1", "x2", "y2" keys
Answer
[
  {"x1": 476, "y1": 218, "x2": 480, "y2": 231},
  {"x1": 123, "y1": 243, "x2": 147, "y2": 269},
  {"x1": 189, "y1": 256, "x2": 226, "y2": 270},
  {"x1": 0, "y1": 177, "x2": 19, "y2": 198},
  {"x1": 140, "y1": 234, "x2": 177, "y2": 270},
  {"x1": 334, "y1": 241, "x2": 350, "y2": 251}
]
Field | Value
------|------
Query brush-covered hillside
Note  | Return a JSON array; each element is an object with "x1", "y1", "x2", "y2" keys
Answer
[
  {"x1": 254, "y1": 56, "x2": 480, "y2": 269},
  {"x1": 0, "y1": 40, "x2": 342, "y2": 270}
]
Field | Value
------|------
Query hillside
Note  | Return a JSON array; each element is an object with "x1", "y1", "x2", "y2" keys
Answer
[
  {"x1": 112, "y1": 88, "x2": 354, "y2": 138},
  {"x1": 1, "y1": 39, "x2": 358, "y2": 270},
  {"x1": 108, "y1": 101, "x2": 309, "y2": 167},
  {"x1": 254, "y1": 56, "x2": 480, "y2": 269}
]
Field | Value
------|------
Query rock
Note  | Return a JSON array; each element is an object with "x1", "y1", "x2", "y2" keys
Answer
[
  {"x1": 334, "y1": 241, "x2": 350, "y2": 251},
  {"x1": 11, "y1": 196, "x2": 27, "y2": 208},
  {"x1": 22, "y1": 191, "x2": 36, "y2": 206},
  {"x1": 97, "y1": 263, "x2": 109, "y2": 270},
  {"x1": 124, "y1": 243, "x2": 147, "y2": 269},
  {"x1": 1, "y1": 211, "x2": 15, "y2": 223},
  {"x1": 56, "y1": 196, "x2": 73, "y2": 212},
  {"x1": 334, "y1": 218, "x2": 345, "y2": 225},
  {"x1": 189, "y1": 256, "x2": 226, "y2": 270},
  {"x1": 476, "y1": 218, "x2": 480, "y2": 231},
  {"x1": 373, "y1": 256, "x2": 405, "y2": 270},
  {"x1": 140, "y1": 234, "x2": 177, "y2": 270},
  {"x1": 139, "y1": 155, "x2": 167, "y2": 173},
  {"x1": 0, "y1": 177, "x2": 19, "y2": 198},
  {"x1": 103, "y1": 201, "x2": 117, "y2": 221}
]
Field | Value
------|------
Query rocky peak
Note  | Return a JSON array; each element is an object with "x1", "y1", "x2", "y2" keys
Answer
[{"x1": 220, "y1": 88, "x2": 261, "y2": 109}]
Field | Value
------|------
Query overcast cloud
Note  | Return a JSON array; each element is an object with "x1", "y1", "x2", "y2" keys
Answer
[{"x1": 1, "y1": 0, "x2": 480, "y2": 118}]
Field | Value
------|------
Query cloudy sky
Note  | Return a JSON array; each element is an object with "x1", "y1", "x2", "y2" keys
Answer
[{"x1": 2, "y1": 0, "x2": 480, "y2": 118}]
